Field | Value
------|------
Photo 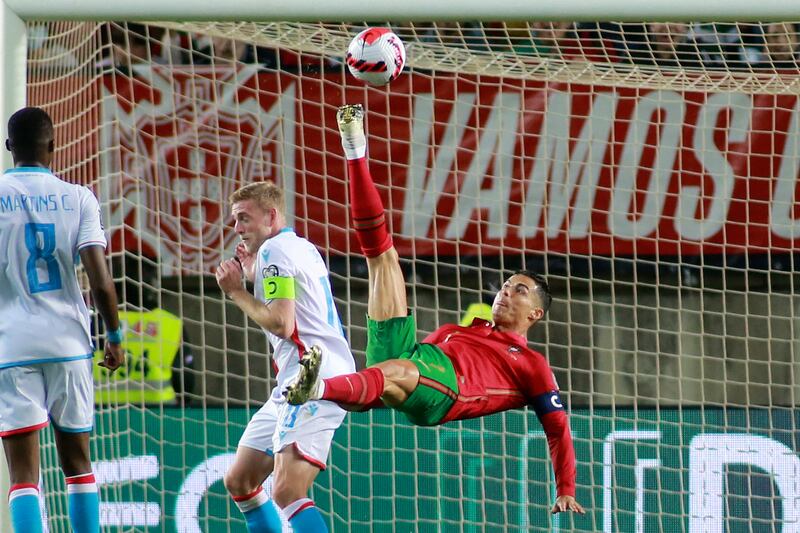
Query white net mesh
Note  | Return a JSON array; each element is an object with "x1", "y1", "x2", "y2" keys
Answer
[{"x1": 24, "y1": 20, "x2": 800, "y2": 532}]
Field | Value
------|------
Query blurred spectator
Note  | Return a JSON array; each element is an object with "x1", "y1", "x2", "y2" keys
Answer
[
  {"x1": 762, "y1": 23, "x2": 799, "y2": 69},
  {"x1": 97, "y1": 22, "x2": 166, "y2": 75},
  {"x1": 644, "y1": 23, "x2": 702, "y2": 68},
  {"x1": 192, "y1": 34, "x2": 279, "y2": 68},
  {"x1": 686, "y1": 23, "x2": 745, "y2": 69},
  {"x1": 416, "y1": 21, "x2": 490, "y2": 52},
  {"x1": 28, "y1": 23, "x2": 80, "y2": 70},
  {"x1": 529, "y1": 22, "x2": 578, "y2": 57}
]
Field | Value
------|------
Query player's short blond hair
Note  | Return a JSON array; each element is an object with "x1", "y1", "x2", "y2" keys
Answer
[{"x1": 229, "y1": 181, "x2": 285, "y2": 215}]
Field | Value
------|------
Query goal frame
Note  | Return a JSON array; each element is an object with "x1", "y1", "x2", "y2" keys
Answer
[{"x1": 2, "y1": 1, "x2": 799, "y2": 530}]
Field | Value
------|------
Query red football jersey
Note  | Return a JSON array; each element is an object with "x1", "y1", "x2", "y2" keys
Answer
[{"x1": 424, "y1": 318, "x2": 577, "y2": 496}]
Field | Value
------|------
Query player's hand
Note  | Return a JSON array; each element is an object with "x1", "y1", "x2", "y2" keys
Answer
[
  {"x1": 235, "y1": 242, "x2": 256, "y2": 282},
  {"x1": 551, "y1": 495, "x2": 585, "y2": 515},
  {"x1": 99, "y1": 342, "x2": 125, "y2": 373},
  {"x1": 216, "y1": 258, "x2": 245, "y2": 295}
]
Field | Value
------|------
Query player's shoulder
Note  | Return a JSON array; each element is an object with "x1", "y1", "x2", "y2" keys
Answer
[{"x1": 259, "y1": 228, "x2": 302, "y2": 257}]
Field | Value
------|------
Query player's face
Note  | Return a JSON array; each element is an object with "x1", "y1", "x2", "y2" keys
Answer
[
  {"x1": 232, "y1": 200, "x2": 273, "y2": 253},
  {"x1": 492, "y1": 274, "x2": 544, "y2": 328}
]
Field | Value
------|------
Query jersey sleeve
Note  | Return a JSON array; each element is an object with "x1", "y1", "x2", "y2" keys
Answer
[
  {"x1": 76, "y1": 187, "x2": 107, "y2": 251},
  {"x1": 256, "y1": 242, "x2": 297, "y2": 301},
  {"x1": 527, "y1": 356, "x2": 577, "y2": 497}
]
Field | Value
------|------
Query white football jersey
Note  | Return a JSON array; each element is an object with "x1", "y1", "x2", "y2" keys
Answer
[
  {"x1": 0, "y1": 167, "x2": 106, "y2": 368},
  {"x1": 253, "y1": 228, "x2": 356, "y2": 401}
]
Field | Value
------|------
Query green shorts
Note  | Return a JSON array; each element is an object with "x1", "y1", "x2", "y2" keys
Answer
[{"x1": 366, "y1": 315, "x2": 458, "y2": 426}]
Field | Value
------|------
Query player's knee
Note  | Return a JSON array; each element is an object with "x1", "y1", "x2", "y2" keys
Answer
[
  {"x1": 377, "y1": 359, "x2": 417, "y2": 383},
  {"x1": 271, "y1": 476, "x2": 306, "y2": 508},
  {"x1": 223, "y1": 469, "x2": 257, "y2": 497}
]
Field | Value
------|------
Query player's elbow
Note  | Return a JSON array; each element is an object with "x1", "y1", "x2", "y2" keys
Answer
[{"x1": 266, "y1": 315, "x2": 295, "y2": 339}]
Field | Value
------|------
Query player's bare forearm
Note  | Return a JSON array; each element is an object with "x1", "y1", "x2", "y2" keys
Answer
[
  {"x1": 79, "y1": 245, "x2": 120, "y2": 331},
  {"x1": 217, "y1": 258, "x2": 296, "y2": 337},
  {"x1": 229, "y1": 288, "x2": 296, "y2": 338}
]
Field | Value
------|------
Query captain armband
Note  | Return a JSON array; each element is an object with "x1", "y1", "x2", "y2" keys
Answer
[
  {"x1": 262, "y1": 276, "x2": 296, "y2": 300},
  {"x1": 531, "y1": 390, "x2": 565, "y2": 417}
]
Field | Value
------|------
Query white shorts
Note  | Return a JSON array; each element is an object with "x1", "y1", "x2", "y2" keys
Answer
[
  {"x1": 238, "y1": 395, "x2": 346, "y2": 470},
  {"x1": 0, "y1": 358, "x2": 94, "y2": 437}
]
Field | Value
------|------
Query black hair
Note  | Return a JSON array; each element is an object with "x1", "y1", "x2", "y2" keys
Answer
[
  {"x1": 7, "y1": 107, "x2": 54, "y2": 155},
  {"x1": 514, "y1": 270, "x2": 552, "y2": 315}
]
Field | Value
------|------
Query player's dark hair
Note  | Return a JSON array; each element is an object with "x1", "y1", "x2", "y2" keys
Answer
[
  {"x1": 7, "y1": 107, "x2": 54, "y2": 156},
  {"x1": 514, "y1": 270, "x2": 552, "y2": 315}
]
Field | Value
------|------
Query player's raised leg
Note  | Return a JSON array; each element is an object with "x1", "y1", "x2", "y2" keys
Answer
[
  {"x1": 337, "y1": 104, "x2": 406, "y2": 322},
  {"x1": 224, "y1": 447, "x2": 282, "y2": 533},
  {"x1": 286, "y1": 346, "x2": 419, "y2": 409},
  {"x1": 3, "y1": 431, "x2": 43, "y2": 533}
]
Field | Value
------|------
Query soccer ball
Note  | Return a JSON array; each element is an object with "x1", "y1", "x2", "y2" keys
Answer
[{"x1": 346, "y1": 27, "x2": 406, "y2": 86}]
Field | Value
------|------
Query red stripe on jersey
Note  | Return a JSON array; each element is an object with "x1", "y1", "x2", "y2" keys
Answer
[
  {"x1": 65, "y1": 473, "x2": 96, "y2": 485},
  {"x1": 0, "y1": 420, "x2": 48, "y2": 437},
  {"x1": 418, "y1": 376, "x2": 457, "y2": 401},
  {"x1": 290, "y1": 324, "x2": 307, "y2": 360}
]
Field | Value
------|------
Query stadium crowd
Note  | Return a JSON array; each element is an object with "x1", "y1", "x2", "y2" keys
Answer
[{"x1": 29, "y1": 21, "x2": 800, "y2": 73}]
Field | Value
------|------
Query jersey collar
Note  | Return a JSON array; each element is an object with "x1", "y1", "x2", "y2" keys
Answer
[
  {"x1": 4, "y1": 166, "x2": 51, "y2": 174},
  {"x1": 467, "y1": 317, "x2": 528, "y2": 345}
]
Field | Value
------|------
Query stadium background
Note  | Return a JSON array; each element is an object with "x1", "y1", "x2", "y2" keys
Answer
[{"x1": 6, "y1": 18, "x2": 800, "y2": 532}]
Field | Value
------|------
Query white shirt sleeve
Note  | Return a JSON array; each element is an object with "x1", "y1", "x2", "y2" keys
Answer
[{"x1": 76, "y1": 187, "x2": 107, "y2": 251}]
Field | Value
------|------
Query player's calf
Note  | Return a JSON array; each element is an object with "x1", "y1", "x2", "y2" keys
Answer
[{"x1": 337, "y1": 103, "x2": 394, "y2": 258}]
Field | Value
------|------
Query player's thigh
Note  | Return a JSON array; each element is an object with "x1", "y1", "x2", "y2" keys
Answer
[
  {"x1": 366, "y1": 313, "x2": 417, "y2": 366},
  {"x1": 225, "y1": 445, "x2": 275, "y2": 496},
  {"x1": 271, "y1": 444, "x2": 322, "y2": 506},
  {"x1": 43, "y1": 358, "x2": 94, "y2": 433},
  {"x1": 0, "y1": 365, "x2": 49, "y2": 437},
  {"x1": 398, "y1": 344, "x2": 459, "y2": 426},
  {"x1": 366, "y1": 248, "x2": 407, "y2": 320},
  {"x1": 230, "y1": 399, "x2": 279, "y2": 493},
  {"x1": 53, "y1": 429, "x2": 91, "y2": 476}
]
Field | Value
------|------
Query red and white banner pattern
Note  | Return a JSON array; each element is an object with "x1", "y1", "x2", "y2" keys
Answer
[{"x1": 99, "y1": 66, "x2": 800, "y2": 273}]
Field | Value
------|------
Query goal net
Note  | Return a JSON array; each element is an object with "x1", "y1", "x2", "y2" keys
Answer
[{"x1": 24, "y1": 19, "x2": 800, "y2": 532}]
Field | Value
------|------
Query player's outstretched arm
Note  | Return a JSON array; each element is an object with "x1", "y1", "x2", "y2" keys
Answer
[
  {"x1": 216, "y1": 258, "x2": 296, "y2": 338},
  {"x1": 80, "y1": 245, "x2": 125, "y2": 372}
]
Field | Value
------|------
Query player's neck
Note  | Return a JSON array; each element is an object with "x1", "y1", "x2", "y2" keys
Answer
[
  {"x1": 14, "y1": 161, "x2": 49, "y2": 169},
  {"x1": 492, "y1": 322, "x2": 528, "y2": 340}
]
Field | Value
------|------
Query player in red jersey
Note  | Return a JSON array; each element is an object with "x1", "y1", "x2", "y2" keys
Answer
[{"x1": 286, "y1": 104, "x2": 584, "y2": 515}]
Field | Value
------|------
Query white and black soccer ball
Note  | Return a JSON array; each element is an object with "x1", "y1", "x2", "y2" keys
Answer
[{"x1": 346, "y1": 27, "x2": 406, "y2": 86}]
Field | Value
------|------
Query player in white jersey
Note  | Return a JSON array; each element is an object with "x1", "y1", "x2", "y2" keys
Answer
[
  {"x1": 215, "y1": 181, "x2": 355, "y2": 533},
  {"x1": 0, "y1": 107, "x2": 124, "y2": 533}
]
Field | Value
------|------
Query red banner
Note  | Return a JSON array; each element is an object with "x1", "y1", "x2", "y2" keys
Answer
[{"x1": 98, "y1": 66, "x2": 800, "y2": 273}]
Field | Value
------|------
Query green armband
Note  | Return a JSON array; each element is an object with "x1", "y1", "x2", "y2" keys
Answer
[{"x1": 263, "y1": 276, "x2": 295, "y2": 300}]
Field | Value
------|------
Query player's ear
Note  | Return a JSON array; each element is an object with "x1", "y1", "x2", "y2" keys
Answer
[
  {"x1": 530, "y1": 307, "x2": 544, "y2": 322},
  {"x1": 47, "y1": 139, "x2": 54, "y2": 154},
  {"x1": 5, "y1": 139, "x2": 10, "y2": 152}
]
